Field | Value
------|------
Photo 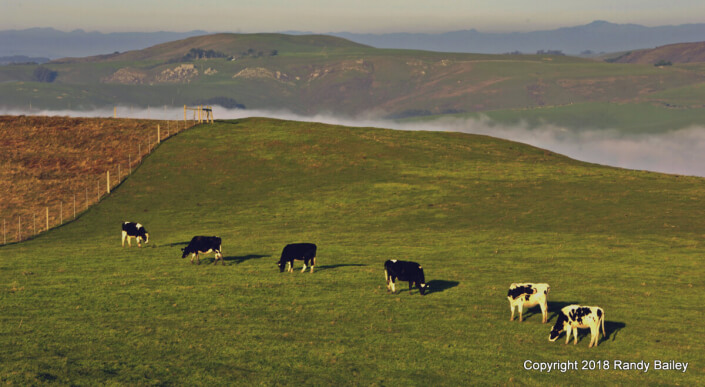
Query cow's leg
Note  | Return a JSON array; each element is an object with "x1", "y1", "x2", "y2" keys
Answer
[
  {"x1": 589, "y1": 325, "x2": 598, "y2": 347},
  {"x1": 409, "y1": 281, "x2": 414, "y2": 294},
  {"x1": 509, "y1": 302, "x2": 515, "y2": 321},
  {"x1": 310, "y1": 257, "x2": 315, "y2": 273},
  {"x1": 197, "y1": 253, "x2": 201, "y2": 265},
  {"x1": 518, "y1": 303, "x2": 524, "y2": 322},
  {"x1": 565, "y1": 326, "x2": 572, "y2": 344},
  {"x1": 301, "y1": 260, "x2": 307, "y2": 273},
  {"x1": 390, "y1": 279, "x2": 396, "y2": 293},
  {"x1": 121, "y1": 231, "x2": 127, "y2": 247},
  {"x1": 190, "y1": 253, "x2": 195, "y2": 264},
  {"x1": 540, "y1": 300, "x2": 548, "y2": 323},
  {"x1": 137, "y1": 236, "x2": 142, "y2": 248},
  {"x1": 573, "y1": 327, "x2": 579, "y2": 345}
]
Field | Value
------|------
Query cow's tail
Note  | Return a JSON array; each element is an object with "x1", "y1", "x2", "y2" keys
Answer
[{"x1": 601, "y1": 309, "x2": 606, "y2": 337}]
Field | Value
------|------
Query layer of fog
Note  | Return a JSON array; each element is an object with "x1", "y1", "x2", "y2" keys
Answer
[{"x1": 4, "y1": 106, "x2": 705, "y2": 178}]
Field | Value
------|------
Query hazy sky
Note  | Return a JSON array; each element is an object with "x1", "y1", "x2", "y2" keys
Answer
[{"x1": 2, "y1": 0, "x2": 705, "y2": 33}]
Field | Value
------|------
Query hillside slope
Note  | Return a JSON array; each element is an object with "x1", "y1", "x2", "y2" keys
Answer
[
  {"x1": 4, "y1": 33, "x2": 705, "y2": 119},
  {"x1": 0, "y1": 118, "x2": 702, "y2": 385},
  {"x1": 613, "y1": 41, "x2": 705, "y2": 64}
]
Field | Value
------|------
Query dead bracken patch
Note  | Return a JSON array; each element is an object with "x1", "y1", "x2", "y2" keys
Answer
[{"x1": 0, "y1": 115, "x2": 193, "y2": 243}]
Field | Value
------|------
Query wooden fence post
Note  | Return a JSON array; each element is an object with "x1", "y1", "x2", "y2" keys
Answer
[
  {"x1": 60, "y1": 201, "x2": 63, "y2": 224},
  {"x1": 118, "y1": 164, "x2": 121, "y2": 182},
  {"x1": 157, "y1": 125, "x2": 161, "y2": 144},
  {"x1": 107, "y1": 171, "x2": 110, "y2": 194}
]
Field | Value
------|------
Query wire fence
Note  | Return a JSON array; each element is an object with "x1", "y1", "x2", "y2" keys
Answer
[{"x1": 1, "y1": 117, "x2": 200, "y2": 246}]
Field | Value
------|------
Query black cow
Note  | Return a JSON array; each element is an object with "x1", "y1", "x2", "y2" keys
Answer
[
  {"x1": 181, "y1": 236, "x2": 223, "y2": 265},
  {"x1": 278, "y1": 243, "x2": 317, "y2": 273},
  {"x1": 384, "y1": 260, "x2": 427, "y2": 295},
  {"x1": 122, "y1": 222, "x2": 149, "y2": 247}
]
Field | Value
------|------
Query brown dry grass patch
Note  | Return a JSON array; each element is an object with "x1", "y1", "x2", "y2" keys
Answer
[{"x1": 0, "y1": 115, "x2": 193, "y2": 243}]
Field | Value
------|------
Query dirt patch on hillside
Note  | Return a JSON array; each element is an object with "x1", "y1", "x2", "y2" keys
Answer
[
  {"x1": 0, "y1": 115, "x2": 193, "y2": 244},
  {"x1": 102, "y1": 68, "x2": 148, "y2": 84}
]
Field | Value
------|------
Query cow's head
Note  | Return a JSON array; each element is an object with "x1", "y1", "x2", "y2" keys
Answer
[
  {"x1": 181, "y1": 248, "x2": 188, "y2": 259},
  {"x1": 142, "y1": 232, "x2": 149, "y2": 244},
  {"x1": 277, "y1": 260, "x2": 285, "y2": 272},
  {"x1": 419, "y1": 283, "x2": 427, "y2": 295},
  {"x1": 548, "y1": 313, "x2": 569, "y2": 342}
]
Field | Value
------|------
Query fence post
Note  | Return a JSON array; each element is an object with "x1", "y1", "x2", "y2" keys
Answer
[
  {"x1": 3, "y1": 219, "x2": 5, "y2": 244},
  {"x1": 46, "y1": 207, "x2": 49, "y2": 231},
  {"x1": 118, "y1": 164, "x2": 121, "y2": 182},
  {"x1": 18, "y1": 215, "x2": 21, "y2": 242},
  {"x1": 157, "y1": 125, "x2": 161, "y2": 144},
  {"x1": 60, "y1": 201, "x2": 63, "y2": 224},
  {"x1": 107, "y1": 171, "x2": 110, "y2": 194}
]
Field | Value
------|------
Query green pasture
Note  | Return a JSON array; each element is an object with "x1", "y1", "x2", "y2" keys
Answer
[{"x1": 1, "y1": 118, "x2": 703, "y2": 385}]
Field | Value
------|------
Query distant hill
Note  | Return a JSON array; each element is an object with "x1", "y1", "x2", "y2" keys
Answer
[
  {"x1": 0, "y1": 55, "x2": 50, "y2": 65},
  {"x1": 611, "y1": 41, "x2": 705, "y2": 64},
  {"x1": 331, "y1": 21, "x2": 705, "y2": 55},
  {"x1": 3, "y1": 32, "x2": 705, "y2": 120},
  {"x1": 0, "y1": 28, "x2": 207, "y2": 59},
  {"x1": 6, "y1": 21, "x2": 705, "y2": 59},
  {"x1": 52, "y1": 33, "x2": 370, "y2": 63}
]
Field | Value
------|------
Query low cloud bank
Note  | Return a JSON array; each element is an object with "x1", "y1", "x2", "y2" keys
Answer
[{"x1": 4, "y1": 106, "x2": 705, "y2": 177}]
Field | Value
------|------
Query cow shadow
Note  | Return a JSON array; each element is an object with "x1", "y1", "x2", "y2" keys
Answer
[
  {"x1": 425, "y1": 280, "x2": 460, "y2": 295},
  {"x1": 315, "y1": 263, "x2": 366, "y2": 272},
  {"x1": 165, "y1": 241, "x2": 190, "y2": 247},
  {"x1": 223, "y1": 254, "x2": 270, "y2": 264},
  {"x1": 601, "y1": 321, "x2": 627, "y2": 343}
]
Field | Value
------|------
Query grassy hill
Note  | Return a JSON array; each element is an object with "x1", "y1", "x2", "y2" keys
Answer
[
  {"x1": 612, "y1": 41, "x2": 705, "y2": 64},
  {"x1": 1, "y1": 118, "x2": 703, "y2": 385},
  {"x1": 3, "y1": 33, "x2": 705, "y2": 125}
]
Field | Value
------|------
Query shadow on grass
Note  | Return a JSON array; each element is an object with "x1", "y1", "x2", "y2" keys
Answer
[
  {"x1": 315, "y1": 263, "x2": 366, "y2": 272},
  {"x1": 223, "y1": 254, "x2": 270, "y2": 264},
  {"x1": 165, "y1": 241, "x2": 190, "y2": 247},
  {"x1": 602, "y1": 321, "x2": 626, "y2": 343},
  {"x1": 425, "y1": 280, "x2": 460, "y2": 295}
]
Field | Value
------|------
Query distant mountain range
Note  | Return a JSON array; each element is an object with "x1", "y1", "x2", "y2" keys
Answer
[
  {"x1": 331, "y1": 21, "x2": 705, "y2": 55},
  {"x1": 0, "y1": 28, "x2": 207, "y2": 59},
  {"x1": 3, "y1": 22, "x2": 705, "y2": 60}
]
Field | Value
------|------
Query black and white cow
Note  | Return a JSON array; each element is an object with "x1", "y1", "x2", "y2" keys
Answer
[
  {"x1": 507, "y1": 283, "x2": 550, "y2": 323},
  {"x1": 121, "y1": 222, "x2": 149, "y2": 247},
  {"x1": 181, "y1": 236, "x2": 223, "y2": 265},
  {"x1": 384, "y1": 260, "x2": 427, "y2": 295},
  {"x1": 549, "y1": 305, "x2": 606, "y2": 348},
  {"x1": 277, "y1": 243, "x2": 317, "y2": 273}
]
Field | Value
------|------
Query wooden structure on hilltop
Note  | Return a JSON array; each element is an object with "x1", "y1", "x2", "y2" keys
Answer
[{"x1": 184, "y1": 105, "x2": 214, "y2": 124}]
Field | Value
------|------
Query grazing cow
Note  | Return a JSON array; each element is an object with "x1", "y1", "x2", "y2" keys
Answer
[
  {"x1": 384, "y1": 260, "x2": 427, "y2": 295},
  {"x1": 277, "y1": 243, "x2": 317, "y2": 273},
  {"x1": 549, "y1": 305, "x2": 606, "y2": 348},
  {"x1": 121, "y1": 222, "x2": 149, "y2": 247},
  {"x1": 181, "y1": 236, "x2": 223, "y2": 265},
  {"x1": 507, "y1": 283, "x2": 550, "y2": 323}
]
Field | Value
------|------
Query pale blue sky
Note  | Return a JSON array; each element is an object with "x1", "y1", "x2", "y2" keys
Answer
[{"x1": 2, "y1": 0, "x2": 705, "y2": 33}]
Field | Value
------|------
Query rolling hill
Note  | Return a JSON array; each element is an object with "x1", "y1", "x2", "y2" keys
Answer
[
  {"x1": 3, "y1": 33, "x2": 705, "y2": 123},
  {"x1": 612, "y1": 41, "x2": 705, "y2": 64},
  {"x1": 0, "y1": 118, "x2": 703, "y2": 385}
]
